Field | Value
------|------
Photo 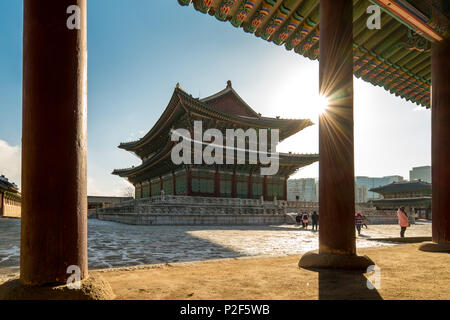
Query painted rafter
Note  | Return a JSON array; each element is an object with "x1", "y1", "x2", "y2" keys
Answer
[
  {"x1": 178, "y1": 0, "x2": 441, "y2": 108},
  {"x1": 371, "y1": 0, "x2": 445, "y2": 42}
]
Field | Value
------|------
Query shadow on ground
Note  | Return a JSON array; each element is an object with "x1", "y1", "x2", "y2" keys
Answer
[{"x1": 317, "y1": 270, "x2": 383, "y2": 300}]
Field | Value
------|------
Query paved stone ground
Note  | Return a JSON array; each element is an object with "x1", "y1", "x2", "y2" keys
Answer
[{"x1": 0, "y1": 218, "x2": 431, "y2": 272}]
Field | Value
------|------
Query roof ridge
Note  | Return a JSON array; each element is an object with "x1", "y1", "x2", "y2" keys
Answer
[{"x1": 200, "y1": 82, "x2": 260, "y2": 117}]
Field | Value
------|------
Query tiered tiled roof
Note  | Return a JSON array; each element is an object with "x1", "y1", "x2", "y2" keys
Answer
[
  {"x1": 113, "y1": 82, "x2": 319, "y2": 181},
  {"x1": 370, "y1": 179, "x2": 431, "y2": 193},
  {"x1": 0, "y1": 175, "x2": 19, "y2": 194},
  {"x1": 118, "y1": 82, "x2": 314, "y2": 158}
]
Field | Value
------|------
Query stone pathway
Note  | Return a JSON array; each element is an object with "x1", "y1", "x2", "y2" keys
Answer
[{"x1": 0, "y1": 218, "x2": 431, "y2": 271}]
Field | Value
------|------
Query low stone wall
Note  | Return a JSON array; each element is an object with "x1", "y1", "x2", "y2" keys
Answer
[
  {"x1": 287, "y1": 210, "x2": 415, "y2": 225},
  {"x1": 97, "y1": 213, "x2": 288, "y2": 226},
  {"x1": 96, "y1": 196, "x2": 414, "y2": 226}
]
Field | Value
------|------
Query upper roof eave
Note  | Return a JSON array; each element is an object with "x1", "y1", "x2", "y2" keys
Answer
[
  {"x1": 118, "y1": 84, "x2": 315, "y2": 154},
  {"x1": 200, "y1": 82, "x2": 260, "y2": 117}
]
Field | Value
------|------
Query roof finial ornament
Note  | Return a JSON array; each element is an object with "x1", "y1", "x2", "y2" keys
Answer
[
  {"x1": 227, "y1": 80, "x2": 232, "y2": 88},
  {"x1": 176, "y1": 82, "x2": 183, "y2": 91}
]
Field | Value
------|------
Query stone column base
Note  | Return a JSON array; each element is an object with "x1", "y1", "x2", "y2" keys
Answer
[
  {"x1": 419, "y1": 242, "x2": 450, "y2": 253},
  {"x1": 0, "y1": 275, "x2": 115, "y2": 300},
  {"x1": 299, "y1": 251, "x2": 375, "y2": 270}
]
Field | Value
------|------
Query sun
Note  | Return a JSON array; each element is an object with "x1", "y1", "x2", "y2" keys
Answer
[
  {"x1": 315, "y1": 95, "x2": 329, "y2": 115},
  {"x1": 305, "y1": 95, "x2": 329, "y2": 119}
]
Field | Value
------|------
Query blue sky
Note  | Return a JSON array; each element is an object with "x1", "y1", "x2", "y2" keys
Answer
[{"x1": 0, "y1": 1, "x2": 431, "y2": 195}]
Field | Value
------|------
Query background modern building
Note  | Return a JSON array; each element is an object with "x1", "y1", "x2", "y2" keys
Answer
[
  {"x1": 409, "y1": 166, "x2": 431, "y2": 183},
  {"x1": 288, "y1": 179, "x2": 368, "y2": 203},
  {"x1": 355, "y1": 184, "x2": 368, "y2": 204},
  {"x1": 287, "y1": 178, "x2": 317, "y2": 202},
  {"x1": 356, "y1": 176, "x2": 404, "y2": 200}
]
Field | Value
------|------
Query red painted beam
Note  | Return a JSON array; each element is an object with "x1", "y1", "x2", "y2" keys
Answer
[{"x1": 373, "y1": 0, "x2": 444, "y2": 42}]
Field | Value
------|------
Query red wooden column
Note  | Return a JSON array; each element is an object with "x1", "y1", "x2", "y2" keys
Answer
[
  {"x1": 20, "y1": 0, "x2": 88, "y2": 285},
  {"x1": 263, "y1": 176, "x2": 268, "y2": 201},
  {"x1": 317, "y1": 0, "x2": 355, "y2": 256},
  {"x1": 173, "y1": 172, "x2": 177, "y2": 195},
  {"x1": 248, "y1": 173, "x2": 253, "y2": 199},
  {"x1": 186, "y1": 168, "x2": 192, "y2": 196},
  {"x1": 214, "y1": 170, "x2": 220, "y2": 197},
  {"x1": 283, "y1": 176, "x2": 288, "y2": 201},
  {"x1": 0, "y1": 192, "x2": 4, "y2": 217},
  {"x1": 300, "y1": 0, "x2": 373, "y2": 269},
  {"x1": 149, "y1": 180, "x2": 152, "y2": 197},
  {"x1": 232, "y1": 170, "x2": 237, "y2": 198},
  {"x1": 431, "y1": 37, "x2": 450, "y2": 245}
]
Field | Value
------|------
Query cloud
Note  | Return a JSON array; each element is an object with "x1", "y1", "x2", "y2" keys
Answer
[
  {"x1": 413, "y1": 106, "x2": 426, "y2": 112},
  {"x1": 87, "y1": 176, "x2": 104, "y2": 196},
  {"x1": 87, "y1": 175, "x2": 134, "y2": 197},
  {"x1": 0, "y1": 139, "x2": 21, "y2": 189},
  {"x1": 125, "y1": 129, "x2": 147, "y2": 142}
]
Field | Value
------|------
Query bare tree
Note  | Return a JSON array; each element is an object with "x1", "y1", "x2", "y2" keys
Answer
[{"x1": 122, "y1": 183, "x2": 135, "y2": 198}]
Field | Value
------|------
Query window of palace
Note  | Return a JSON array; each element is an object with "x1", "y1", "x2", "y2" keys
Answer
[
  {"x1": 175, "y1": 171, "x2": 187, "y2": 195},
  {"x1": 142, "y1": 183, "x2": 150, "y2": 198},
  {"x1": 151, "y1": 179, "x2": 161, "y2": 196},
  {"x1": 220, "y1": 171, "x2": 233, "y2": 197},
  {"x1": 135, "y1": 188, "x2": 140, "y2": 199},
  {"x1": 252, "y1": 176, "x2": 263, "y2": 199},
  {"x1": 236, "y1": 173, "x2": 249, "y2": 198},
  {"x1": 191, "y1": 170, "x2": 214, "y2": 194},
  {"x1": 267, "y1": 177, "x2": 284, "y2": 198},
  {"x1": 237, "y1": 181, "x2": 248, "y2": 198},
  {"x1": 162, "y1": 175, "x2": 173, "y2": 195}
]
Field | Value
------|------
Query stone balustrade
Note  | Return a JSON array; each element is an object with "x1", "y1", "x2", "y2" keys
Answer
[{"x1": 96, "y1": 195, "x2": 412, "y2": 226}]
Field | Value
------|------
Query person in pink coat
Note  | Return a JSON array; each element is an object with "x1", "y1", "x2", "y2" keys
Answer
[{"x1": 397, "y1": 207, "x2": 410, "y2": 238}]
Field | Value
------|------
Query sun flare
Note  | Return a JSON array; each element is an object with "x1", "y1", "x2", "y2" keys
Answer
[
  {"x1": 315, "y1": 95, "x2": 329, "y2": 115},
  {"x1": 302, "y1": 95, "x2": 329, "y2": 120}
]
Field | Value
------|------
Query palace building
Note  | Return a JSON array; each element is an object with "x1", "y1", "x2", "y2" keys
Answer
[
  {"x1": 370, "y1": 180, "x2": 432, "y2": 219},
  {"x1": 113, "y1": 82, "x2": 318, "y2": 201},
  {"x1": 0, "y1": 175, "x2": 21, "y2": 218}
]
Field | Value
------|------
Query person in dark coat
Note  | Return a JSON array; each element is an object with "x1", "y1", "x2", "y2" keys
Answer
[
  {"x1": 295, "y1": 214, "x2": 301, "y2": 226},
  {"x1": 311, "y1": 211, "x2": 319, "y2": 231},
  {"x1": 355, "y1": 212, "x2": 364, "y2": 236}
]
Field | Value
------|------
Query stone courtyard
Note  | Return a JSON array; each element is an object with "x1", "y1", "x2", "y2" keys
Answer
[{"x1": 0, "y1": 218, "x2": 431, "y2": 276}]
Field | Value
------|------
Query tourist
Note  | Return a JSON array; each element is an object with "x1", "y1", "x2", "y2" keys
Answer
[
  {"x1": 397, "y1": 207, "x2": 410, "y2": 238},
  {"x1": 355, "y1": 212, "x2": 364, "y2": 236},
  {"x1": 302, "y1": 212, "x2": 309, "y2": 229},
  {"x1": 362, "y1": 214, "x2": 368, "y2": 229},
  {"x1": 295, "y1": 214, "x2": 301, "y2": 226},
  {"x1": 311, "y1": 211, "x2": 319, "y2": 231}
]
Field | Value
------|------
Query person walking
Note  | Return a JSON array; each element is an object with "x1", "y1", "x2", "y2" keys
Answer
[
  {"x1": 295, "y1": 214, "x2": 301, "y2": 226},
  {"x1": 302, "y1": 212, "x2": 309, "y2": 230},
  {"x1": 397, "y1": 207, "x2": 410, "y2": 238},
  {"x1": 355, "y1": 212, "x2": 364, "y2": 236},
  {"x1": 362, "y1": 214, "x2": 368, "y2": 229},
  {"x1": 311, "y1": 211, "x2": 319, "y2": 231}
]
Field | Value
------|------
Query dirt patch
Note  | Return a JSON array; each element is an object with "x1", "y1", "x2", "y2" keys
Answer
[
  {"x1": 94, "y1": 243, "x2": 450, "y2": 300},
  {"x1": 2, "y1": 242, "x2": 448, "y2": 300}
]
